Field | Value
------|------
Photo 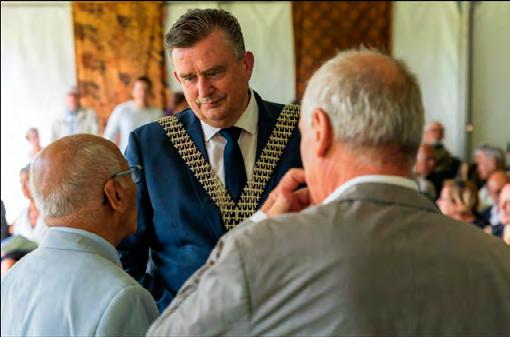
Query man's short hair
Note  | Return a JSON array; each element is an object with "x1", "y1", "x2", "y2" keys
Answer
[
  {"x1": 135, "y1": 76, "x2": 152, "y2": 90},
  {"x1": 301, "y1": 48, "x2": 425, "y2": 165},
  {"x1": 475, "y1": 144, "x2": 506, "y2": 169},
  {"x1": 165, "y1": 8, "x2": 245, "y2": 60}
]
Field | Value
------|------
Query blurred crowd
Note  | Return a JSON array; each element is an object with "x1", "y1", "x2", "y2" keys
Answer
[{"x1": 414, "y1": 121, "x2": 510, "y2": 243}]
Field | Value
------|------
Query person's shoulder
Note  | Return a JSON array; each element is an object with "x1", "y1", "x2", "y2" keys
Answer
[
  {"x1": 78, "y1": 251, "x2": 144, "y2": 290},
  {"x1": 231, "y1": 204, "x2": 331, "y2": 248},
  {"x1": 112, "y1": 100, "x2": 136, "y2": 113},
  {"x1": 80, "y1": 107, "x2": 97, "y2": 116}
]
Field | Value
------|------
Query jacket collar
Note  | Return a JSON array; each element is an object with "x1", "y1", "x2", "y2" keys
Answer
[
  {"x1": 334, "y1": 182, "x2": 440, "y2": 214},
  {"x1": 177, "y1": 90, "x2": 274, "y2": 162},
  {"x1": 39, "y1": 227, "x2": 122, "y2": 267}
]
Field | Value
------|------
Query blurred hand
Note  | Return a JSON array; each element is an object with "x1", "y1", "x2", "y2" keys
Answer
[{"x1": 261, "y1": 168, "x2": 311, "y2": 217}]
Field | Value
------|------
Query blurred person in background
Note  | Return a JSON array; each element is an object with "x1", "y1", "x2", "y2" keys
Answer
[
  {"x1": 475, "y1": 144, "x2": 507, "y2": 211},
  {"x1": 436, "y1": 179, "x2": 488, "y2": 229},
  {"x1": 422, "y1": 121, "x2": 460, "y2": 178},
  {"x1": 10, "y1": 165, "x2": 48, "y2": 243},
  {"x1": 25, "y1": 127, "x2": 42, "y2": 162},
  {"x1": 164, "y1": 89, "x2": 189, "y2": 116},
  {"x1": 104, "y1": 76, "x2": 163, "y2": 153},
  {"x1": 414, "y1": 143, "x2": 437, "y2": 200},
  {"x1": 480, "y1": 171, "x2": 509, "y2": 238},
  {"x1": 50, "y1": 86, "x2": 99, "y2": 142},
  {"x1": 498, "y1": 183, "x2": 510, "y2": 244},
  {"x1": 1, "y1": 201, "x2": 9, "y2": 241}
]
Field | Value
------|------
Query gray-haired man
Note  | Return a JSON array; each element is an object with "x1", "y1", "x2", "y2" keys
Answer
[{"x1": 148, "y1": 49, "x2": 510, "y2": 336}]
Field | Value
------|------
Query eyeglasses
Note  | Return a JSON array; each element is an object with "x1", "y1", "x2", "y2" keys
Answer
[
  {"x1": 110, "y1": 165, "x2": 143, "y2": 184},
  {"x1": 102, "y1": 165, "x2": 143, "y2": 206}
]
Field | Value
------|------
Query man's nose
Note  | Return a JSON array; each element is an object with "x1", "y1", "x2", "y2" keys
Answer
[{"x1": 197, "y1": 77, "x2": 213, "y2": 98}]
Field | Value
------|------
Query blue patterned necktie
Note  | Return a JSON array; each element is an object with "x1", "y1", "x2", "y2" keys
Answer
[{"x1": 219, "y1": 127, "x2": 247, "y2": 203}]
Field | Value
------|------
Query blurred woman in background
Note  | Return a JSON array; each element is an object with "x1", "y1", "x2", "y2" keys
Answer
[{"x1": 436, "y1": 179, "x2": 488, "y2": 229}]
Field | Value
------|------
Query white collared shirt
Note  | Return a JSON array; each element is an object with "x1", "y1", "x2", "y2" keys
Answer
[
  {"x1": 322, "y1": 175, "x2": 419, "y2": 205},
  {"x1": 250, "y1": 175, "x2": 419, "y2": 222},
  {"x1": 200, "y1": 90, "x2": 258, "y2": 185},
  {"x1": 489, "y1": 205, "x2": 500, "y2": 226}
]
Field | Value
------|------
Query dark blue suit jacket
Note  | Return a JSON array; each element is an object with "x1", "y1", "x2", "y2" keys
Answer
[{"x1": 118, "y1": 92, "x2": 302, "y2": 311}]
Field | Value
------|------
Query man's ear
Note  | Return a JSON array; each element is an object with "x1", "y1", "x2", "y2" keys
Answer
[
  {"x1": 104, "y1": 180, "x2": 128, "y2": 213},
  {"x1": 242, "y1": 51, "x2": 255, "y2": 79},
  {"x1": 312, "y1": 108, "x2": 333, "y2": 157}
]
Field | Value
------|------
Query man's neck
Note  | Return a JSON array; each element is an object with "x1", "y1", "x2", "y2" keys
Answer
[
  {"x1": 135, "y1": 99, "x2": 148, "y2": 109},
  {"x1": 45, "y1": 215, "x2": 120, "y2": 247},
  {"x1": 317, "y1": 144, "x2": 413, "y2": 203}
]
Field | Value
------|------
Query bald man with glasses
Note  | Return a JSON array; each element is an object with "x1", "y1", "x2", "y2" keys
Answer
[{"x1": 1, "y1": 135, "x2": 158, "y2": 337}]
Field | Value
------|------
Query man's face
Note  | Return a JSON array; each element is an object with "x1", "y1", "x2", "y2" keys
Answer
[
  {"x1": 132, "y1": 80, "x2": 150, "y2": 102},
  {"x1": 423, "y1": 122, "x2": 444, "y2": 144},
  {"x1": 499, "y1": 184, "x2": 510, "y2": 225},
  {"x1": 415, "y1": 147, "x2": 436, "y2": 176},
  {"x1": 476, "y1": 153, "x2": 496, "y2": 180},
  {"x1": 436, "y1": 186, "x2": 457, "y2": 217},
  {"x1": 172, "y1": 29, "x2": 253, "y2": 128},
  {"x1": 20, "y1": 171, "x2": 32, "y2": 200},
  {"x1": 65, "y1": 93, "x2": 79, "y2": 112},
  {"x1": 487, "y1": 173, "x2": 507, "y2": 205},
  {"x1": 26, "y1": 131, "x2": 39, "y2": 146}
]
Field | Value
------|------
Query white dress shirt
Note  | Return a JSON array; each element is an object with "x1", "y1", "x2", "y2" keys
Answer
[
  {"x1": 200, "y1": 90, "x2": 258, "y2": 185},
  {"x1": 51, "y1": 107, "x2": 99, "y2": 142}
]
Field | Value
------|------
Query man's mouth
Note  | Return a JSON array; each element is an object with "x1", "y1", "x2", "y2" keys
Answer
[{"x1": 197, "y1": 94, "x2": 227, "y2": 107}]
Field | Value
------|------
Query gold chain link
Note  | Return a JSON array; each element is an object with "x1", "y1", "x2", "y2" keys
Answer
[{"x1": 159, "y1": 104, "x2": 300, "y2": 230}]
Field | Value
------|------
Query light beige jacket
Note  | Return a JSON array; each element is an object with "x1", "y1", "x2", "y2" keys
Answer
[{"x1": 148, "y1": 183, "x2": 510, "y2": 336}]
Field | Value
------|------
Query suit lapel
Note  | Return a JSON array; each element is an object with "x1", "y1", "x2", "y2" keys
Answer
[
  {"x1": 178, "y1": 109, "x2": 209, "y2": 162},
  {"x1": 254, "y1": 91, "x2": 277, "y2": 160},
  {"x1": 175, "y1": 109, "x2": 223, "y2": 238}
]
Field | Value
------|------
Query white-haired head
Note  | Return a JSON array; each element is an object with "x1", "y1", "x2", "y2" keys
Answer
[
  {"x1": 30, "y1": 135, "x2": 123, "y2": 219},
  {"x1": 301, "y1": 48, "x2": 425, "y2": 166}
]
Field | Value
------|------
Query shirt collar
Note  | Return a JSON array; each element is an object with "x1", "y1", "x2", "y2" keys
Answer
[
  {"x1": 47, "y1": 227, "x2": 121, "y2": 267},
  {"x1": 201, "y1": 89, "x2": 258, "y2": 142},
  {"x1": 322, "y1": 175, "x2": 419, "y2": 205}
]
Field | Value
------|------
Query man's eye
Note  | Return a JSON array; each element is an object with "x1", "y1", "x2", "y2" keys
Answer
[{"x1": 206, "y1": 70, "x2": 223, "y2": 78}]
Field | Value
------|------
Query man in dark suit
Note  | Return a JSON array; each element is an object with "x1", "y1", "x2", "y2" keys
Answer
[{"x1": 118, "y1": 8, "x2": 302, "y2": 311}]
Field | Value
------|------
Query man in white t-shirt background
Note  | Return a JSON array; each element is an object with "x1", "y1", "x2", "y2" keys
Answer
[{"x1": 104, "y1": 76, "x2": 163, "y2": 152}]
